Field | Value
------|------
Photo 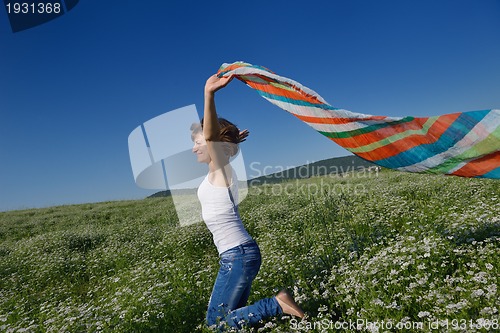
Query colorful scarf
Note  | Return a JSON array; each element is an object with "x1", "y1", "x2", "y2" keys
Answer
[{"x1": 218, "y1": 62, "x2": 500, "y2": 179}]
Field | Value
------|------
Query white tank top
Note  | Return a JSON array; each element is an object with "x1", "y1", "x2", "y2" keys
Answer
[{"x1": 197, "y1": 172, "x2": 253, "y2": 254}]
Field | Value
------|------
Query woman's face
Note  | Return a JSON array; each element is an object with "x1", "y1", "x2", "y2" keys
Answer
[{"x1": 192, "y1": 133, "x2": 210, "y2": 164}]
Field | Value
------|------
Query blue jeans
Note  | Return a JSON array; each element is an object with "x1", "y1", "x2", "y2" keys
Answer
[{"x1": 206, "y1": 240, "x2": 282, "y2": 330}]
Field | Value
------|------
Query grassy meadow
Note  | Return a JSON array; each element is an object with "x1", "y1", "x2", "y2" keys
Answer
[{"x1": 0, "y1": 170, "x2": 499, "y2": 332}]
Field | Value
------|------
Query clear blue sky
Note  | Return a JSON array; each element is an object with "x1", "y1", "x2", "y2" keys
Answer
[{"x1": 1, "y1": 0, "x2": 500, "y2": 211}]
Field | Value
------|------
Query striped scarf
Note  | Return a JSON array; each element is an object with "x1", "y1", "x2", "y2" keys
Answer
[{"x1": 218, "y1": 62, "x2": 500, "y2": 179}]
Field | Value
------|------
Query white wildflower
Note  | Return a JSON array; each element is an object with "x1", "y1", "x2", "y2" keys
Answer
[
  {"x1": 480, "y1": 307, "x2": 497, "y2": 315},
  {"x1": 418, "y1": 311, "x2": 430, "y2": 318},
  {"x1": 318, "y1": 305, "x2": 328, "y2": 312},
  {"x1": 472, "y1": 289, "x2": 484, "y2": 298}
]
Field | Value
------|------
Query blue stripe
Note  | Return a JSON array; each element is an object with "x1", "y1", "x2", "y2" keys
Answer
[
  {"x1": 480, "y1": 165, "x2": 500, "y2": 179},
  {"x1": 374, "y1": 110, "x2": 490, "y2": 169}
]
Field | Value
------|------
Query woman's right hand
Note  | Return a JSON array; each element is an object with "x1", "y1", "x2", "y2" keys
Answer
[{"x1": 205, "y1": 73, "x2": 234, "y2": 96}]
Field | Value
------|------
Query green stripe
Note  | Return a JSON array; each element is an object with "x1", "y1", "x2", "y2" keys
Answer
[
  {"x1": 240, "y1": 75, "x2": 268, "y2": 84},
  {"x1": 318, "y1": 116, "x2": 415, "y2": 139},
  {"x1": 426, "y1": 125, "x2": 500, "y2": 174},
  {"x1": 347, "y1": 117, "x2": 438, "y2": 153},
  {"x1": 270, "y1": 81, "x2": 295, "y2": 91}
]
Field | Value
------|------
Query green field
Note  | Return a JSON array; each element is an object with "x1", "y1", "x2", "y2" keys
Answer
[{"x1": 1, "y1": 170, "x2": 499, "y2": 332}]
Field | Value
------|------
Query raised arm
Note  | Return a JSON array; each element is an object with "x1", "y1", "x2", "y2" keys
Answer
[
  {"x1": 203, "y1": 74, "x2": 235, "y2": 186},
  {"x1": 203, "y1": 74, "x2": 233, "y2": 141}
]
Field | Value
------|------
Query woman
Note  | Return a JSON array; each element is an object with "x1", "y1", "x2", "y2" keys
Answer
[{"x1": 191, "y1": 73, "x2": 305, "y2": 330}]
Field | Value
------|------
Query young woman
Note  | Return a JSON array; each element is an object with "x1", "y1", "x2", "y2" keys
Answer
[{"x1": 191, "y1": 73, "x2": 305, "y2": 330}]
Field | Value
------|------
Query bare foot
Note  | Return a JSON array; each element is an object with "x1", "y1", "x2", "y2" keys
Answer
[{"x1": 276, "y1": 289, "x2": 305, "y2": 318}]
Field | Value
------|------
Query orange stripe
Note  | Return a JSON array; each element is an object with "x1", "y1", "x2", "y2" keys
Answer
[
  {"x1": 305, "y1": 117, "x2": 425, "y2": 150},
  {"x1": 451, "y1": 151, "x2": 500, "y2": 177},
  {"x1": 295, "y1": 113, "x2": 389, "y2": 125},
  {"x1": 244, "y1": 79, "x2": 325, "y2": 106},
  {"x1": 327, "y1": 117, "x2": 430, "y2": 148},
  {"x1": 333, "y1": 113, "x2": 461, "y2": 161}
]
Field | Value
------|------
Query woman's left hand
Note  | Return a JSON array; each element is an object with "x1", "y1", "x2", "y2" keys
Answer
[
  {"x1": 205, "y1": 74, "x2": 234, "y2": 96},
  {"x1": 239, "y1": 129, "x2": 250, "y2": 143}
]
